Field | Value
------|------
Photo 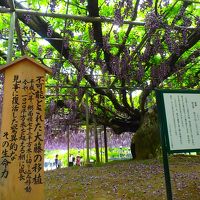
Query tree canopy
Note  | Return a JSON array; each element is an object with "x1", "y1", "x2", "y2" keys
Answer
[{"x1": 0, "y1": 0, "x2": 199, "y2": 143}]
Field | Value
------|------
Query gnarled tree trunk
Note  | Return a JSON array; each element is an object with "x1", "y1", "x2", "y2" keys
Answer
[{"x1": 131, "y1": 109, "x2": 161, "y2": 159}]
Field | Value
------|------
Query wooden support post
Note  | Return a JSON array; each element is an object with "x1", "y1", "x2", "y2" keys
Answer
[
  {"x1": 85, "y1": 92, "x2": 90, "y2": 164},
  {"x1": 104, "y1": 125, "x2": 108, "y2": 163},
  {"x1": 100, "y1": 130, "x2": 103, "y2": 162},
  {"x1": 94, "y1": 120, "x2": 100, "y2": 163},
  {"x1": 67, "y1": 126, "x2": 70, "y2": 167}
]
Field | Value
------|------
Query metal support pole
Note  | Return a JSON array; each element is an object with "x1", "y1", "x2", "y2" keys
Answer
[
  {"x1": 156, "y1": 90, "x2": 173, "y2": 200},
  {"x1": 0, "y1": 8, "x2": 145, "y2": 26},
  {"x1": 7, "y1": 11, "x2": 16, "y2": 63},
  {"x1": 0, "y1": 8, "x2": 195, "y2": 30},
  {"x1": 162, "y1": 147, "x2": 173, "y2": 200}
]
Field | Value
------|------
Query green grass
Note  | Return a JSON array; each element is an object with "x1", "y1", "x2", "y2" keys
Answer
[
  {"x1": 44, "y1": 147, "x2": 132, "y2": 167},
  {"x1": 45, "y1": 155, "x2": 200, "y2": 200}
]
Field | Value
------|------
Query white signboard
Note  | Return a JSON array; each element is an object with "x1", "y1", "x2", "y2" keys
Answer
[{"x1": 163, "y1": 93, "x2": 200, "y2": 150}]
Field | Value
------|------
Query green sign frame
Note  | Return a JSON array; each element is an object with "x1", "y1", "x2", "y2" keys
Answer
[{"x1": 156, "y1": 89, "x2": 200, "y2": 154}]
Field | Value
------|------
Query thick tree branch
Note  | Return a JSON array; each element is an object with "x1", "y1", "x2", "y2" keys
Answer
[
  {"x1": 117, "y1": 0, "x2": 140, "y2": 56},
  {"x1": 0, "y1": 0, "x2": 136, "y2": 118},
  {"x1": 0, "y1": 1, "x2": 70, "y2": 59},
  {"x1": 0, "y1": 50, "x2": 7, "y2": 61},
  {"x1": 120, "y1": 79, "x2": 136, "y2": 114},
  {"x1": 15, "y1": 18, "x2": 25, "y2": 55},
  {"x1": 84, "y1": 74, "x2": 134, "y2": 115},
  {"x1": 87, "y1": 0, "x2": 112, "y2": 73}
]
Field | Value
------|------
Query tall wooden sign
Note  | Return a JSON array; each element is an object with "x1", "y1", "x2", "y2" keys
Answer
[{"x1": 0, "y1": 56, "x2": 51, "y2": 200}]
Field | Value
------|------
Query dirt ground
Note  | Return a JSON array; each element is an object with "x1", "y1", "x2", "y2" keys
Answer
[{"x1": 45, "y1": 155, "x2": 200, "y2": 200}]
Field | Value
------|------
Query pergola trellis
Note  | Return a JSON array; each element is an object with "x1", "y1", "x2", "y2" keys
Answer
[
  {"x1": 0, "y1": 0, "x2": 146, "y2": 164},
  {"x1": 1, "y1": 0, "x2": 198, "y2": 64}
]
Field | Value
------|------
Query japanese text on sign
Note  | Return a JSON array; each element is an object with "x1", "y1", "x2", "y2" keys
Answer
[
  {"x1": 163, "y1": 93, "x2": 200, "y2": 150},
  {"x1": 0, "y1": 75, "x2": 45, "y2": 192}
]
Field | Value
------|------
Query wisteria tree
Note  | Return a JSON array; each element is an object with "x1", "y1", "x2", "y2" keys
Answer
[{"x1": 0, "y1": 0, "x2": 199, "y2": 158}]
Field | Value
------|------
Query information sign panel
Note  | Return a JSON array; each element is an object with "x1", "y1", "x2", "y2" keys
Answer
[{"x1": 156, "y1": 90, "x2": 200, "y2": 153}]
